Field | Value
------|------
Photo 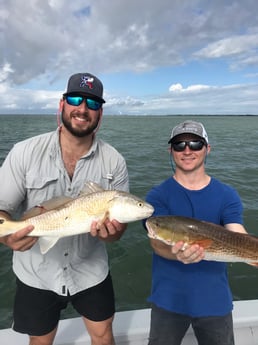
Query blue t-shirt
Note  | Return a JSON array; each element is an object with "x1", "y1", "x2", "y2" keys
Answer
[{"x1": 146, "y1": 177, "x2": 243, "y2": 317}]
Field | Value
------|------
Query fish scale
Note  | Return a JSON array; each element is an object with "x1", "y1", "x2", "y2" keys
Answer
[
  {"x1": 0, "y1": 183, "x2": 154, "y2": 254},
  {"x1": 146, "y1": 215, "x2": 258, "y2": 265}
]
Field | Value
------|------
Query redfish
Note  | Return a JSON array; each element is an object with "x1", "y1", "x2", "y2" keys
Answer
[
  {"x1": 0, "y1": 182, "x2": 154, "y2": 254},
  {"x1": 146, "y1": 215, "x2": 258, "y2": 266}
]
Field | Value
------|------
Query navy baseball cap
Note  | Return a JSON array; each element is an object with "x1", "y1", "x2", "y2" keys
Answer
[{"x1": 63, "y1": 73, "x2": 105, "y2": 103}]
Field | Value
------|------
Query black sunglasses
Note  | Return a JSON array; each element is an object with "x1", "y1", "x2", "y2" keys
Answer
[
  {"x1": 65, "y1": 95, "x2": 102, "y2": 111},
  {"x1": 171, "y1": 140, "x2": 206, "y2": 152}
]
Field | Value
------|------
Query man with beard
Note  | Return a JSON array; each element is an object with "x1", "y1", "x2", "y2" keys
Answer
[{"x1": 0, "y1": 73, "x2": 129, "y2": 345}]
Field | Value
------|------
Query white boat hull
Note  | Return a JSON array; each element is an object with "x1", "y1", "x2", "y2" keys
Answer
[{"x1": 1, "y1": 300, "x2": 258, "y2": 344}]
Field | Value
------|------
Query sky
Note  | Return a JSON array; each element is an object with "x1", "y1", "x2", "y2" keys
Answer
[{"x1": 1, "y1": 0, "x2": 258, "y2": 115}]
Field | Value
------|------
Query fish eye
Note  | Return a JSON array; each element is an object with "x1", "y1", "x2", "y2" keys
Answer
[{"x1": 138, "y1": 202, "x2": 143, "y2": 207}]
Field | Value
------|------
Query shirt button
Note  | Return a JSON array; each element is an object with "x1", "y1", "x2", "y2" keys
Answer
[
  {"x1": 64, "y1": 252, "x2": 68, "y2": 256},
  {"x1": 63, "y1": 267, "x2": 67, "y2": 271}
]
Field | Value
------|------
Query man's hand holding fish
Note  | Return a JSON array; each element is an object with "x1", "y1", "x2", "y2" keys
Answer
[
  {"x1": 90, "y1": 218, "x2": 127, "y2": 241},
  {"x1": 0, "y1": 211, "x2": 37, "y2": 251},
  {"x1": 171, "y1": 241, "x2": 205, "y2": 264},
  {"x1": 149, "y1": 237, "x2": 205, "y2": 263}
]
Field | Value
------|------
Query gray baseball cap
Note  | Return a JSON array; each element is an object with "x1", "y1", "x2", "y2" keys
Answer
[
  {"x1": 63, "y1": 73, "x2": 105, "y2": 103},
  {"x1": 168, "y1": 120, "x2": 209, "y2": 144}
]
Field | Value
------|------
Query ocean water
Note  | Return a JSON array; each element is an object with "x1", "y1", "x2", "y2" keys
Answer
[{"x1": 0, "y1": 114, "x2": 258, "y2": 329}]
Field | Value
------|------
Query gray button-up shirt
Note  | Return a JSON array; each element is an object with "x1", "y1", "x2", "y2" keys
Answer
[{"x1": 0, "y1": 129, "x2": 129, "y2": 295}]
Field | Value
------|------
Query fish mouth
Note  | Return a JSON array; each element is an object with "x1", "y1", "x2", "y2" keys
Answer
[
  {"x1": 145, "y1": 222, "x2": 157, "y2": 239},
  {"x1": 146, "y1": 221, "x2": 176, "y2": 246}
]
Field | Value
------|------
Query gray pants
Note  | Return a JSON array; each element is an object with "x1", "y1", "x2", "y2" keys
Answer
[{"x1": 148, "y1": 304, "x2": 234, "y2": 345}]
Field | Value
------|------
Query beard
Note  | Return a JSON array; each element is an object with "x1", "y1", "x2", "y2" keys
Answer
[{"x1": 61, "y1": 110, "x2": 100, "y2": 138}]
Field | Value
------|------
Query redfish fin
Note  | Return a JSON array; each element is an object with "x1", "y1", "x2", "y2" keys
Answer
[
  {"x1": 96, "y1": 211, "x2": 110, "y2": 228},
  {"x1": 248, "y1": 262, "x2": 258, "y2": 268},
  {"x1": 38, "y1": 237, "x2": 60, "y2": 254},
  {"x1": 194, "y1": 239, "x2": 213, "y2": 248},
  {"x1": 21, "y1": 197, "x2": 73, "y2": 220},
  {"x1": 80, "y1": 181, "x2": 105, "y2": 195}
]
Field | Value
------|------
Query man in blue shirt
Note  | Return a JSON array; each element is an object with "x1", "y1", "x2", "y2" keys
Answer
[{"x1": 145, "y1": 120, "x2": 247, "y2": 345}]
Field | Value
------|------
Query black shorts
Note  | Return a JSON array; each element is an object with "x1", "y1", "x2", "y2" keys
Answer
[{"x1": 12, "y1": 273, "x2": 115, "y2": 336}]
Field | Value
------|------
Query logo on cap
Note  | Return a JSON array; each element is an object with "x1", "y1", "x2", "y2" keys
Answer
[{"x1": 80, "y1": 75, "x2": 94, "y2": 89}]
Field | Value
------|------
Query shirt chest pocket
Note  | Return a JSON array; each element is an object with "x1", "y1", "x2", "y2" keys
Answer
[{"x1": 25, "y1": 174, "x2": 60, "y2": 207}]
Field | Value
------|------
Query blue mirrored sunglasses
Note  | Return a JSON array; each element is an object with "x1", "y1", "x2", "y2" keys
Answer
[
  {"x1": 65, "y1": 95, "x2": 102, "y2": 110},
  {"x1": 171, "y1": 140, "x2": 206, "y2": 152}
]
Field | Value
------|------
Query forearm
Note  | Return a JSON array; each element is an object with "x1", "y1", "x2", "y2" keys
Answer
[
  {"x1": 225, "y1": 223, "x2": 247, "y2": 234},
  {"x1": 149, "y1": 238, "x2": 178, "y2": 260}
]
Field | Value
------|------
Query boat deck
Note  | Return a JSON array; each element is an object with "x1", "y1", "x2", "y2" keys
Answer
[{"x1": 0, "y1": 300, "x2": 258, "y2": 344}]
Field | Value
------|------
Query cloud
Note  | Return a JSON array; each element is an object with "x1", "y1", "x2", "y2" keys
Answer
[
  {"x1": 169, "y1": 84, "x2": 183, "y2": 92},
  {"x1": 2, "y1": 0, "x2": 257, "y2": 84},
  {"x1": 193, "y1": 33, "x2": 258, "y2": 71},
  {"x1": 194, "y1": 34, "x2": 258, "y2": 59},
  {"x1": 105, "y1": 82, "x2": 258, "y2": 115},
  {"x1": 169, "y1": 83, "x2": 210, "y2": 93},
  {"x1": 1, "y1": 0, "x2": 258, "y2": 114}
]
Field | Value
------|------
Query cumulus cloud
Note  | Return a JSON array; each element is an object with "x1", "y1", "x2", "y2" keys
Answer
[
  {"x1": 1, "y1": 0, "x2": 258, "y2": 114},
  {"x1": 169, "y1": 84, "x2": 210, "y2": 93},
  {"x1": 194, "y1": 34, "x2": 258, "y2": 59},
  {"x1": 2, "y1": 0, "x2": 257, "y2": 85},
  {"x1": 0, "y1": 63, "x2": 13, "y2": 83},
  {"x1": 105, "y1": 82, "x2": 258, "y2": 115}
]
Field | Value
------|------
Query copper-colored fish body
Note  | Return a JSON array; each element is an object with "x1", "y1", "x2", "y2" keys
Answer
[{"x1": 146, "y1": 215, "x2": 258, "y2": 265}]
